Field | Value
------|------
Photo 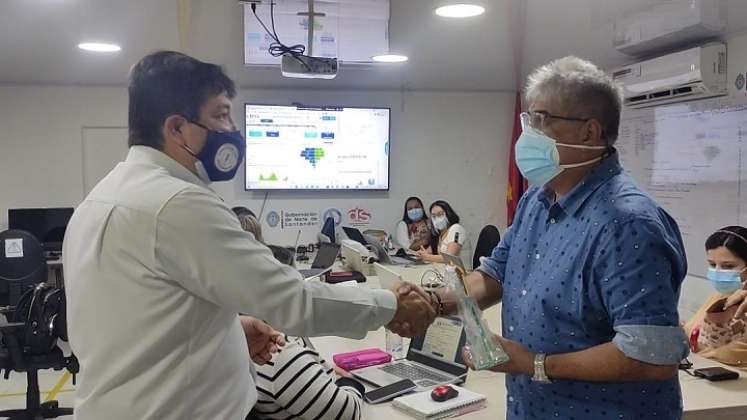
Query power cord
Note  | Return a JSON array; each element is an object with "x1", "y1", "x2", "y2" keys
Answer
[
  {"x1": 250, "y1": 2, "x2": 311, "y2": 71},
  {"x1": 258, "y1": 190, "x2": 270, "y2": 220},
  {"x1": 420, "y1": 269, "x2": 445, "y2": 290},
  {"x1": 678, "y1": 358, "x2": 697, "y2": 377}
]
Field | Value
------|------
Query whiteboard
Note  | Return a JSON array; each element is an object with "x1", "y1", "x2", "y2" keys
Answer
[{"x1": 617, "y1": 96, "x2": 747, "y2": 280}]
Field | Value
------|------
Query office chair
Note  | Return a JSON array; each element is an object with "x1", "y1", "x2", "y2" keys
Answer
[
  {"x1": 0, "y1": 229, "x2": 77, "y2": 419},
  {"x1": 0, "y1": 230, "x2": 47, "y2": 309},
  {"x1": 472, "y1": 225, "x2": 501, "y2": 270}
]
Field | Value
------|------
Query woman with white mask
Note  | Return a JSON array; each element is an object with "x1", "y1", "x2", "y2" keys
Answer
[
  {"x1": 415, "y1": 200, "x2": 467, "y2": 265},
  {"x1": 684, "y1": 226, "x2": 747, "y2": 371}
]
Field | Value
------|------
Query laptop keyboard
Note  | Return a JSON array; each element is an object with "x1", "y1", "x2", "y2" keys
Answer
[{"x1": 380, "y1": 363, "x2": 451, "y2": 383}]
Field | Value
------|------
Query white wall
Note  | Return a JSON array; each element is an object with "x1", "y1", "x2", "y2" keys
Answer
[
  {"x1": 675, "y1": 30, "x2": 747, "y2": 319},
  {"x1": 0, "y1": 85, "x2": 127, "y2": 217},
  {"x1": 0, "y1": 85, "x2": 514, "y2": 258}
]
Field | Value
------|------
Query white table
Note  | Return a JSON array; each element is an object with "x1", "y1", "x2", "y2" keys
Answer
[{"x1": 310, "y1": 263, "x2": 747, "y2": 420}]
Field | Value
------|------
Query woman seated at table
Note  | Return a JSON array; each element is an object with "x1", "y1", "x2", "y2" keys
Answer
[
  {"x1": 415, "y1": 200, "x2": 467, "y2": 264},
  {"x1": 395, "y1": 196, "x2": 431, "y2": 251},
  {"x1": 231, "y1": 207, "x2": 366, "y2": 420},
  {"x1": 232, "y1": 206, "x2": 263, "y2": 243},
  {"x1": 251, "y1": 336, "x2": 366, "y2": 420},
  {"x1": 684, "y1": 226, "x2": 747, "y2": 371},
  {"x1": 232, "y1": 206, "x2": 296, "y2": 265}
]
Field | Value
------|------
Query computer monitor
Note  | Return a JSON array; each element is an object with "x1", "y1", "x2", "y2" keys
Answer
[
  {"x1": 244, "y1": 104, "x2": 391, "y2": 191},
  {"x1": 8, "y1": 208, "x2": 74, "y2": 253}
]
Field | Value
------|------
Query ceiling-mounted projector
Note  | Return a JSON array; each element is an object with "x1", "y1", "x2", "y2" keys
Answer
[
  {"x1": 281, "y1": 55, "x2": 338, "y2": 79},
  {"x1": 242, "y1": 0, "x2": 340, "y2": 79}
]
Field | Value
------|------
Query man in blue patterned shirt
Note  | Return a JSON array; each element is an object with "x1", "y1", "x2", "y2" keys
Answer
[{"x1": 433, "y1": 56, "x2": 690, "y2": 419}]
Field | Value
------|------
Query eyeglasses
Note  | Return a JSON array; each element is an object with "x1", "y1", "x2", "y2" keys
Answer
[{"x1": 520, "y1": 111, "x2": 589, "y2": 131}]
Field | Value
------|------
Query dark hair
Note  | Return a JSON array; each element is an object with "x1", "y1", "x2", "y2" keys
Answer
[
  {"x1": 428, "y1": 200, "x2": 461, "y2": 253},
  {"x1": 128, "y1": 51, "x2": 237, "y2": 149},
  {"x1": 705, "y1": 226, "x2": 747, "y2": 263},
  {"x1": 402, "y1": 196, "x2": 427, "y2": 224},
  {"x1": 232, "y1": 206, "x2": 256, "y2": 219}
]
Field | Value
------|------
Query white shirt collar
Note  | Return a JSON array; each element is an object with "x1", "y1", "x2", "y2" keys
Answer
[{"x1": 126, "y1": 145, "x2": 211, "y2": 190}]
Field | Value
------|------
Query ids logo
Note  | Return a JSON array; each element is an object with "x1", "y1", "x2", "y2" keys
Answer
[
  {"x1": 347, "y1": 207, "x2": 372, "y2": 226},
  {"x1": 265, "y1": 211, "x2": 280, "y2": 228}
]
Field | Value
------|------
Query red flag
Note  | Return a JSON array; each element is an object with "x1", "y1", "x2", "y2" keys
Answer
[{"x1": 506, "y1": 92, "x2": 526, "y2": 225}]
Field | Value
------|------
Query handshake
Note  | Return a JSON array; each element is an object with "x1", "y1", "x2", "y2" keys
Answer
[{"x1": 386, "y1": 283, "x2": 439, "y2": 337}]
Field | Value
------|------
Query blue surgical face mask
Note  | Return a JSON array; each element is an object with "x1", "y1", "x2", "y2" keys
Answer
[
  {"x1": 182, "y1": 121, "x2": 245, "y2": 183},
  {"x1": 407, "y1": 208, "x2": 424, "y2": 222},
  {"x1": 706, "y1": 267, "x2": 746, "y2": 294},
  {"x1": 515, "y1": 116, "x2": 607, "y2": 186}
]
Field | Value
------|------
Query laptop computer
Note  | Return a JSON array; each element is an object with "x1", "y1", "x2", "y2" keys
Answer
[
  {"x1": 343, "y1": 226, "x2": 419, "y2": 266},
  {"x1": 342, "y1": 226, "x2": 368, "y2": 246},
  {"x1": 353, "y1": 316, "x2": 468, "y2": 391},
  {"x1": 299, "y1": 242, "x2": 340, "y2": 280}
]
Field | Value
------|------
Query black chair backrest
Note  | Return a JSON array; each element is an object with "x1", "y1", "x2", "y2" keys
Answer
[
  {"x1": 473, "y1": 225, "x2": 501, "y2": 270},
  {"x1": 0, "y1": 229, "x2": 47, "y2": 308}
]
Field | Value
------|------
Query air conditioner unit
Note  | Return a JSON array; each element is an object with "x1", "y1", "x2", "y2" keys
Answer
[
  {"x1": 613, "y1": 0, "x2": 725, "y2": 56},
  {"x1": 611, "y1": 43, "x2": 726, "y2": 109}
]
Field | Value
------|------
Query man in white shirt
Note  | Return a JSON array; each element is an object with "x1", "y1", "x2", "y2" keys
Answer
[{"x1": 62, "y1": 51, "x2": 435, "y2": 420}]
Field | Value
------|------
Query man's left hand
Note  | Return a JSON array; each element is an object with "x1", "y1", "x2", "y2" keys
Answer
[
  {"x1": 240, "y1": 316, "x2": 286, "y2": 365},
  {"x1": 462, "y1": 333, "x2": 534, "y2": 376}
]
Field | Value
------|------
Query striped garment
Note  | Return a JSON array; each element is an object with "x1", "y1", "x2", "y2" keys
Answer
[{"x1": 252, "y1": 337, "x2": 364, "y2": 420}]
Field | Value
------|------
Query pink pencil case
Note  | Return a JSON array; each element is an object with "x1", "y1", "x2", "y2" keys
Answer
[{"x1": 333, "y1": 348, "x2": 392, "y2": 371}]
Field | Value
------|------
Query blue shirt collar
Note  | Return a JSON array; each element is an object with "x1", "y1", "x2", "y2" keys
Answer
[{"x1": 538, "y1": 150, "x2": 622, "y2": 217}]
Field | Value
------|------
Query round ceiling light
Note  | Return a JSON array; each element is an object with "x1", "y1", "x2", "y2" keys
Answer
[
  {"x1": 78, "y1": 42, "x2": 122, "y2": 53},
  {"x1": 372, "y1": 54, "x2": 409, "y2": 63},
  {"x1": 435, "y1": 4, "x2": 485, "y2": 18}
]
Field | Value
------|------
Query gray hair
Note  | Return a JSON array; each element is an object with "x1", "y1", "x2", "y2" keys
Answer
[{"x1": 525, "y1": 56, "x2": 624, "y2": 144}]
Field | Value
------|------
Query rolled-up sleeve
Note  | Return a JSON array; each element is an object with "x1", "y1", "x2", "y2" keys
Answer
[
  {"x1": 155, "y1": 187, "x2": 396, "y2": 339},
  {"x1": 593, "y1": 218, "x2": 689, "y2": 365}
]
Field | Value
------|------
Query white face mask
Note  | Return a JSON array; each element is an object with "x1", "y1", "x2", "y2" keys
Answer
[{"x1": 432, "y1": 215, "x2": 448, "y2": 231}]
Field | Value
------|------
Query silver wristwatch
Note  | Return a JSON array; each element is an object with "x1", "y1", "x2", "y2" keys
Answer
[{"x1": 532, "y1": 353, "x2": 551, "y2": 383}]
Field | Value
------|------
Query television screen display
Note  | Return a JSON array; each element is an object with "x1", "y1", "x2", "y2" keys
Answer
[{"x1": 245, "y1": 104, "x2": 390, "y2": 190}]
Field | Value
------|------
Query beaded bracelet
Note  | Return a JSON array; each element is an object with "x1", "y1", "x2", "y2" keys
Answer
[{"x1": 426, "y1": 290, "x2": 444, "y2": 317}]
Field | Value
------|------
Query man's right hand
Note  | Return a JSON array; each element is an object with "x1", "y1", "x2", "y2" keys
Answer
[{"x1": 386, "y1": 283, "x2": 437, "y2": 337}]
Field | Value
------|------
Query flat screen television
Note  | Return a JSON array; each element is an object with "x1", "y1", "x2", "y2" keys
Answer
[
  {"x1": 8, "y1": 207, "x2": 74, "y2": 253},
  {"x1": 244, "y1": 104, "x2": 390, "y2": 190}
]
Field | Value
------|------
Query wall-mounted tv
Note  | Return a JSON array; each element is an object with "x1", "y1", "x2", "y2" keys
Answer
[{"x1": 245, "y1": 104, "x2": 390, "y2": 190}]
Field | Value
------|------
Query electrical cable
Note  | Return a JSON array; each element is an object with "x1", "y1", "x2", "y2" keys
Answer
[
  {"x1": 258, "y1": 190, "x2": 270, "y2": 220},
  {"x1": 251, "y1": 2, "x2": 312, "y2": 71}
]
